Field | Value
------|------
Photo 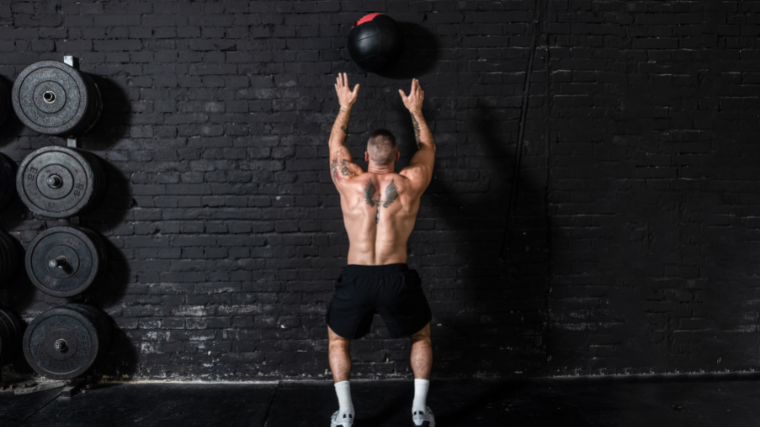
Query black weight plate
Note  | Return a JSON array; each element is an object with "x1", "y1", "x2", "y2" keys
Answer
[
  {"x1": 0, "y1": 152, "x2": 16, "y2": 211},
  {"x1": 11, "y1": 61, "x2": 101, "y2": 136},
  {"x1": 16, "y1": 146, "x2": 104, "y2": 218},
  {"x1": 26, "y1": 226, "x2": 105, "y2": 297},
  {"x1": 0, "y1": 309, "x2": 20, "y2": 366},
  {"x1": 0, "y1": 78, "x2": 9, "y2": 129},
  {"x1": 23, "y1": 305, "x2": 102, "y2": 380},
  {"x1": 0, "y1": 229, "x2": 18, "y2": 285}
]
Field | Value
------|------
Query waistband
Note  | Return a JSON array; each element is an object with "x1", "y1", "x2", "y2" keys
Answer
[{"x1": 342, "y1": 263, "x2": 409, "y2": 276}]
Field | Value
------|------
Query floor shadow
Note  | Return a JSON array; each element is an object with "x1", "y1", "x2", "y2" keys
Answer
[
  {"x1": 358, "y1": 392, "x2": 410, "y2": 427},
  {"x1": 375, "y1": 23, "x2": 440, "y2": 80}
]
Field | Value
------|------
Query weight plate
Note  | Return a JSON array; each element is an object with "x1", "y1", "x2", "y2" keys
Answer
[
  {"x1": 17, "y1": 146, "x2": 105, "y2": 218},
  {"x1": 0, "y1": 309, "x2": 21, "y2": 366},
  {"x1": 23, "y1": 304, "x2": 106, "y2": 380},
  {"x1": 26, "y1": 226, "x2": 106, "y2": 297},
  {"x1": 0, "y1": 78, "x2": 9, "y2": 129},
  {"x1": 0, "y1": 229, "x2": 19, "y2": 285},
  {"x1": 11, "y1": 61, "x2": 102, "y2": 136}
]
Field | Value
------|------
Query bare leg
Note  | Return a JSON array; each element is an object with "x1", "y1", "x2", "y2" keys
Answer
[
  {"x1": 328, "y1": 325, "x2": 351, "y2": 382},
  {"x1": 410, "y1": 322, "x2": 432, "y2": 379}
]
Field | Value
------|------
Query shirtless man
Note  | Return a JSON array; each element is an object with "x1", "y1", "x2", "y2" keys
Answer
[{"x1": 326, "y1": 73, "x2": 436, "y2": 427}]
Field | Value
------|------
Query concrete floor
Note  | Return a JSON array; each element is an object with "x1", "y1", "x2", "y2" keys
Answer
[{"x1": 3, "y1": 374, "x2": 760, "y2": 426}]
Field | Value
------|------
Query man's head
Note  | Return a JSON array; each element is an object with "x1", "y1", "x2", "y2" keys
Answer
[{"x1": 365, "y1": 129, "x2": 400, "y2": 168}]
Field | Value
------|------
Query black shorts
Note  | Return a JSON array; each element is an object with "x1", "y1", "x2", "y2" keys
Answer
[{"x1": 326, "y1": 263, "x2": 433, "y2": 340}]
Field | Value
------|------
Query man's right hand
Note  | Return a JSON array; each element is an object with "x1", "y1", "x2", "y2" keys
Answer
[
  {"x1": 335, "y1": 72, "x2": 359, "y2": 110},
  {"x1": 399, "y1": 79, "x2": 424, "y2": 114}
]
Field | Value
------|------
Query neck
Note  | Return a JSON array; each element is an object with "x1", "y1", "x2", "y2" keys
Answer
[{"x1": 367, "y1": 163, "x2": 395, "y2": 174}]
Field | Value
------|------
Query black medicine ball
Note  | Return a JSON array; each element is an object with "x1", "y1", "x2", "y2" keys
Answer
[{"x1": 347, "y1": 13, "x2": 404, "y2": 72}]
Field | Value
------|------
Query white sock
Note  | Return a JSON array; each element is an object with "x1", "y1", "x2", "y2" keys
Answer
[
  {"x1": 334, "y1": 381, "x2": 354, "y2": 420},
  {"x1": 412, "y1": 378, "x2": 429, "y2": 414}
]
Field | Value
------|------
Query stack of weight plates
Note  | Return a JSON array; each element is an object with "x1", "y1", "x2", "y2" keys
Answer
[
  {"x1": 19, "y1": 225, "x2": 111, "y2": 379},
  {"x1": 8, "y1": 59, "x2": 113, "y2": 380}
]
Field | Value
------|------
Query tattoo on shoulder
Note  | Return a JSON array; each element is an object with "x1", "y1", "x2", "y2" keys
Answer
[
  {"x1": 364, "y1": 180, "x2": 376, "y2": 207},
  {"x1": 410, "y1": 113, "x2": 421, "y2": 148},
  {"x1": 330, "y1": 149, "x2": 355, "y2": 184},
  {"x1": 382, "y1": 179, "x2": 398, "y2": 208}
]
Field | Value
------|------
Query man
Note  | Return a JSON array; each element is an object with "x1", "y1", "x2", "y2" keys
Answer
[{"x1": 325, "y1": 73, "x2": 436, "y2": 427}]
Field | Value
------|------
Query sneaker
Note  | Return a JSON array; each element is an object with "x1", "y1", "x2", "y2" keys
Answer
[
  {"x1": 412, "y1": 406, "x2": 435, "y2": 427},
  {"x1": 331, "y1": 410, "x2": 354, "y2": 427}
]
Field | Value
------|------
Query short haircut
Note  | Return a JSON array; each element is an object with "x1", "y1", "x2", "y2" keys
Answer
[{"x1": 367, "y1": 129, "x2": 398, "y2": 166}]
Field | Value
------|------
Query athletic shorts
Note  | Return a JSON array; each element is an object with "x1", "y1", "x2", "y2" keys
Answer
[{"x1": 326, "y1": 263, "x2": 433, "y2": 340}]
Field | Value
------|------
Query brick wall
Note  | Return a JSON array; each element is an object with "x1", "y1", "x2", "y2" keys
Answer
[{"x1": 0, "y1": 0, "x2": 756, "y2": 381}]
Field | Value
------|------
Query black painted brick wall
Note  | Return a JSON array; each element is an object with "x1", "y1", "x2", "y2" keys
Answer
[{"x1": 0, "y1": 0, "x2": 756, "y2": 381}]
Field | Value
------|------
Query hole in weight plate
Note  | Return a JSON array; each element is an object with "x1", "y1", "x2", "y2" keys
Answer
[{"x1": 43, "y1": 90, "x2": 56, "y2": 104}]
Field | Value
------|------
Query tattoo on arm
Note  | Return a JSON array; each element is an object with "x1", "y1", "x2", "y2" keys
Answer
[
  {"x1": 340, "y1": 124, "x2": 348, "y2": 135},
  {"x1": 411, "y1": 113, "x2": 421, "y2": 148},
  {"x1": 330, "y1": 150, "x2": 355, "y2": 184},
  {"x1": 364, "y1": 180, "x2": 376, "y2": 207}
]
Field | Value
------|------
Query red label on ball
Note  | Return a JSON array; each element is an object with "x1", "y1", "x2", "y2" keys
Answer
[{"x1": 355, "y1": 13, "x2": 384, "y2": 27}]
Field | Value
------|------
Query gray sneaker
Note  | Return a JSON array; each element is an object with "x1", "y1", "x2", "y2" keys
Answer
[
  {"x1": 412, "y1": 406, "x2": 435, "y2": 427},
  {"x1": 331, "y1": 410, "x2": 354, "y2": 427}
]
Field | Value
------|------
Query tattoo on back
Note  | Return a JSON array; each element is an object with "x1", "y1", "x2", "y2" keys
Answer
[
  {"x1": 410, "y1": 113, "x2": 422, "y2": 148},
  {"x1": 370, "y1": 178, "x2": 399, "y2": 223},
  {"x1": 364, "y1": 180, "x2": 376, "y2": 207},
  {"x1": 383, "y1": 179, "x2": 399, "y2": 208}
]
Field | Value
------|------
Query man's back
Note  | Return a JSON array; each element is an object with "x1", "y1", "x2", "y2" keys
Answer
[{"x1": 338, "y1": 171, "x2": 421, "y2": 265}]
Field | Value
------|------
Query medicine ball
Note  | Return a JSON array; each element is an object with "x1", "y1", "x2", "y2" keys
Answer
[{"x1": 347, "y1": 13, "x2": 404, "y2": 72}]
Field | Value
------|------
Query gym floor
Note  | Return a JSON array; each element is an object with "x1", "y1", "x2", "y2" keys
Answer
[{"x1": 2, "y1": 374, "x2": 759, "y2": 426}]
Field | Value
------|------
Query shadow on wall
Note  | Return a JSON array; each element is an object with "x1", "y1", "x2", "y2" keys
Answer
[
  {"x1": 0, "y1": 75, "x2": 24, "y2": 146},
  {"x1": 81, "y1": 75, "x2": 131, "y2": 150},
  {"x1": 376, "y1": 23, "x2": 440, "y2": 80},
  {"x1": 423, "y1": 106, "x2": 550, "y2": 377}
]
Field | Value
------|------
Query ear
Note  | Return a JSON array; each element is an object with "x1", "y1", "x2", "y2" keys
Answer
[
  {"x1": 395, "y1": 151, "x2": 400, "y2": 161},
  {"x1": 365, "y1": 151, "x2": 369, "y2": 162}
]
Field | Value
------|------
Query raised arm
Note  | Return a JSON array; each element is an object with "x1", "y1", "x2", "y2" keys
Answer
[
  {"x1": 399, "y1": 79, "x2": 435, "y2": 193},
  {"x1": 329, "y1": 73, "x2": 363, "y2": 187}
]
